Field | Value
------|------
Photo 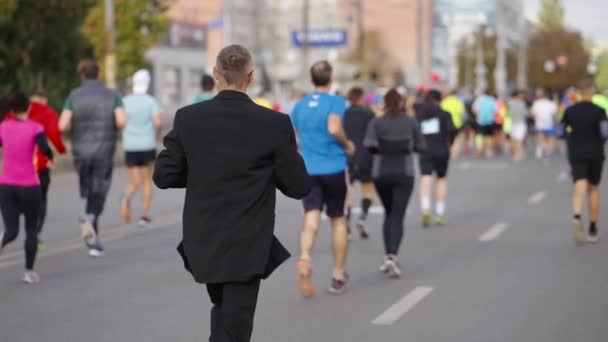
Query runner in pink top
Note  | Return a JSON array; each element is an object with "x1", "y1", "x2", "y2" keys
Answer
[
  {"x1": 0, "y1": 119, "x2": 46, "y2": 186},
  {"x1": 0, "y1": 91, "x2": 53, "y2": 284}
]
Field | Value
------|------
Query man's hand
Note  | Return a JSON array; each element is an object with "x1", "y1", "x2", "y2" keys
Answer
[
  {"x1": 345, "y1": 140, "x2": 356, "y2": 157},
  {"x1": 46, "y1": 160, "x2": 55, "y2": 170}
]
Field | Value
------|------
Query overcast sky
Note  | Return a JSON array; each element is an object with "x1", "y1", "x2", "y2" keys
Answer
[{"x1": 524, "y1": 0, "x2": 608, "y2": 46}]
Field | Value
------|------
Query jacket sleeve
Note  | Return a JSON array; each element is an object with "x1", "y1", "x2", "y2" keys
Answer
[
  {"x1": 35, "y1": 133, "x2": 54, "y2": 160},
  {"x1": 274, "y1": 115, "x2": 310, "y2": 199},
  {"x1": 412, "y1": 117, "x2": 427, "y2": 154},
  {"x1": 442, "y1": 111, "x2": 458, "y2": 146},
  {"x1": 363, "y1": 119, "x2": 380, "y2": 154},
  {"x1": 45, "y1": 107, "x2": 67, "y2": 153},
  {"x1": 153, "y1": 111, "x2": 188, "y2": 189}
]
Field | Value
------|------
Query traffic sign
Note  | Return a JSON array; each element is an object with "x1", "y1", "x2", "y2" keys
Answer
[{"x1": 292, "y1": 29, "x2": 348, "y2": 48}]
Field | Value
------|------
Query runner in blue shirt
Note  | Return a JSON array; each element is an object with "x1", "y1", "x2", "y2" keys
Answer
[{"x1": 291, "y1": 61, "x2": 354, "y2": 297}]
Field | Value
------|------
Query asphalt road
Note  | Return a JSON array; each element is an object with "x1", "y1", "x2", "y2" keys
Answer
[{"x1": 0, "y1": 155, "x2": 607, "y2": 342}]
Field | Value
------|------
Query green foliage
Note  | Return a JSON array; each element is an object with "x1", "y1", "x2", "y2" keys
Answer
[
  {"x1": 456, "y1": 31, "x2": 518, "y2": 93},
  {"x1": 82, "y1": 0, "x2": 170, "y2": 81},
  {"x1": 538, "y1": 0, "x2": 565, "y2": 29},
  {"x1": 0, "y1": 0, "x2": 95, "y2": 109},
  {"x1": 595, "y1": 51, "x2": 608, "y2": 92},
  {"x1": 527, "y1": 28, "x2": 589, "y2": 90}
]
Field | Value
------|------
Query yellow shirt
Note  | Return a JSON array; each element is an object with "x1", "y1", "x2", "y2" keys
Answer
[
  {"x1": 254, "y1": 97, "x2": 272, "y2": 109},
  {"x1": 440, "y1": 95, "x2": 465, "y2": 129}
]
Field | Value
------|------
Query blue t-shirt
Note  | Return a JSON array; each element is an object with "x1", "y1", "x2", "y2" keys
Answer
[
  {"x1": 291, "y1": 92, "x2": 347, "y2": 175},
  {"x1": 122, "y1": 94, "x2": 160, "y2": 151},
  {"x1": 474, "y1": 95, "x2": 498, "y2": 126}
]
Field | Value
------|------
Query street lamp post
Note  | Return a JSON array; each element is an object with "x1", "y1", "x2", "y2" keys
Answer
[
  {"x1": 104, "y1": 0, "x2": 117, "y2": 89},
  {"x1": 475, "y1": 26, "x2": 487, "y2": 95}
]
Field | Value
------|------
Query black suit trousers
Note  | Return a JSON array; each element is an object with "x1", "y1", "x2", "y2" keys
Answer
[{"x1": 206, "y1": 278, "x2": 261, "y2": 342}]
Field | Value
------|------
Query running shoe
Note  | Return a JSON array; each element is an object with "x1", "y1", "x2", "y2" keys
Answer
[
  {"x1": 328, "y1": 272, "x2": 350, "y2": 294},
  {"x1": 422, "y1": 211, "x2": 431, "y2": 228},
  {"x1": 587, "y1": 232, "x2": 600, "y2": 244},
  {"x1": 387, "y1": 260, "x2": 402, "y2": 278},
  {"x1": 120, "y1": 196, "x2": 131, "y2": 223},
  {"x1": 357, "y1": 220, "x2": 370, "y2": 239},
  {"x1": 379, "y1": 258, "x2": 391, "y2": 273},
  {"x1": 434, "y1": 217, "x2": 446, "y2": 226},
  {"x1": 296, "y1": 260, "x2": 315, "y2": 298},
  {"x1": 22, "y1": 271, "x2": 40, "y2": 284},
  {"x1": 37, "y1": 241, "x2": 47, "y2": 251},
  {"x1": 80, "y1": 215, "x2": 97, "y2": 248},
  {"x1": 572, "y1": 219, "x2": 586, "y2": 245},
  {"x1": 138, "y1": 217, "x2": 152, "y2": 228},
  {"x1": 88, "y1": 244, "x2": 105, "y2": 258}
]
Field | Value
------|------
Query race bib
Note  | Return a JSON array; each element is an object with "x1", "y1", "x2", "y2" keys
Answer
[{"x1": 421, "y1": 118, "x2": 440, "y2": 135}]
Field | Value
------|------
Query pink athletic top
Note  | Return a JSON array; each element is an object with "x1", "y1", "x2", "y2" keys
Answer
[{"x1": 0, "y1": 118, "x2": 44, "y2": 186}]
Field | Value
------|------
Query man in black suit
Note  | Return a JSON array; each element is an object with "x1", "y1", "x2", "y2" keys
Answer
[{"x1": 153, "y1": 45, "x2": 310, "y2": 342}]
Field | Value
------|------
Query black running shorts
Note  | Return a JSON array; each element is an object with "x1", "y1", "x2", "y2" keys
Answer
[
  {"x1": 348, "y1": 162, "x2": 373, "y2": 183},
  {"x1": 302, "y1": 171, "x2": 348, "y2": 218},
  {"x1": 419, "y1": 155, "x2": 450, "y2": 178},
  {"x1": 125, "y1": 150, "x2": 156, "y2": 167},
  {"x1": 570, "y1": 159, "x2": 604, "y2": 185}
]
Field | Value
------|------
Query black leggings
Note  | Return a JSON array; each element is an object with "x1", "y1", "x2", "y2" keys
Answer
[
  {"x1": 37, "y1": 169, "x2": 50, "y2": 234},
  {"x1": 375, "y1": 177, "x2": 414, "y2": 256},
  {"x1": 0, "y1": 185, "x2": 42, "y2": 270}
]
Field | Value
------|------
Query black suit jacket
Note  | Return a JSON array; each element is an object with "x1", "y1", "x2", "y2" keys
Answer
[{"x1": 154, "y1": 90, "x2": 310, "y2": 284}]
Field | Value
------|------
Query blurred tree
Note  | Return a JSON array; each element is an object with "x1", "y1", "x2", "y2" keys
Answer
[
  {"x1": 349, "y1": 30, "x2": 394, "y2": 84},
  {"x1": 456, "y1": 31, "x2": 517, "y2": 93},
  {"x1": 0, "y1": 0, "x2": 95, "y2": 109},
  {"x1": 538, "y1": 0, "x2": 565, "y2": 29},
  {"x1": 527, "y1": 28, "x2": 589, "y2": 90},
  {"x1": 82, "y1": 0, "x2": 170, "y2": 82},
  {"x1": 595, "y1": 51, "x2": 608, "y2": 92}
]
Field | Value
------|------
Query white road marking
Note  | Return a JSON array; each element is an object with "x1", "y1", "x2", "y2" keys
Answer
[
  {"x1": 372, "y1": 286, "x2": 434, "y2": 326},
  {"x1": 479, "y1": 222, "x2": 510, "y2": 242},
  {"x1": 528, "y1": 191, "x2": 547, "y2": 205},
  {"x1": 0, "y1": 213, "x2": 181, "y2": 269}
]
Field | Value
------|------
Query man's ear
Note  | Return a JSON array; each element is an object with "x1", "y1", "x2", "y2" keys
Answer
[
  {"x1": 248, "y1": 69, "x2": 256, "y2": 87},
  {"x1": 213, "y1": 66, "x2": 220, "y2": 82}
]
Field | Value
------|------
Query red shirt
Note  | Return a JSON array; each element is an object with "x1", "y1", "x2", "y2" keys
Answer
[{"x1": 5, "y1": 103, "x2": 66, "y2": 171}]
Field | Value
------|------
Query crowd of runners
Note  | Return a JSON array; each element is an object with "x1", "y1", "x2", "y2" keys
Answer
[{"x1": 0, "y1": 56, "x2": 606, "y2": 292}]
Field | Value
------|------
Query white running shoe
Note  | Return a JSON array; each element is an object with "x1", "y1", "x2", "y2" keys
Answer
[
  {"x1": 23, "y1": 271, "x2": 40, "y2": 284},
  {"x1": 379, "y1": 258, "x2": 391, "y2": 273},
  {"x1": 80, "y1": 215, "x2": 97, "y2": 248},
  {"x1": 587, "y1": 233, "x2": 600, "y2": 244},
  {"x1": 387, "y1": 259, "x2": 402, "y2": 278},
  {"x1": 88, "y1": 248, "x2": 105, "y2": 258}
]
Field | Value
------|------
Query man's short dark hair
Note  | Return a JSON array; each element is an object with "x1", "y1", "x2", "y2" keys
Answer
[
  {"x1": 78, "y1": 59, "x2": 99, "y2": 79},
  {"x1": 425, "y1": 89, "x2": 442, "y2": 103},
  {"x1": 32, "y1": 89, "x2": 47, "y2": 99},
  {"x1": 201, "y1": 74, "x2": 215, "y2": 91},
  {"x1": 216, "y1": 45, "x2": 253, "y2": 86},
  {"x1": 7, "y1": 90, "x2": 30, "y2": 113},
  {"x1": 347, "y1": 87, "x2": 364, "y2": 103},
  {"x1": 310, "y1": 61, "x2": 332, "y2": 87}
]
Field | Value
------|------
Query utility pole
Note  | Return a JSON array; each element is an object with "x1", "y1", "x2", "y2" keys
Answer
[
  {"x1": 355, "y1": 0, "x2": 364, "y2": 61},
  {"x1": 104, "y1": 0, "x2": 117, "y2": 89},
  {"x1": 301, "y1": 0, "x2": 310, "y2": 85},
  {"x1": 416, "y1": 0, "x2": 423, "y2": 85},
  {"x1": 516, "y1": 0, "x2": 528, "y2": 90}
]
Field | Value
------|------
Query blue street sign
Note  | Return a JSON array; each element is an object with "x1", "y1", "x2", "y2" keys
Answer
[{"x1": 292, "y1": 29, "x2": 348, "y2": 48}]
